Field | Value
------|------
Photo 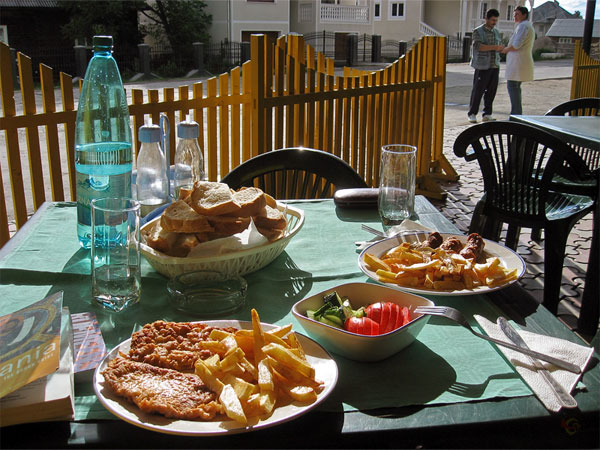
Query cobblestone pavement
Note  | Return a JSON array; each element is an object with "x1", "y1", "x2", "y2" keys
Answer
[{"x1": 431, "y1": 123, "x2": 596, "y2": 342}]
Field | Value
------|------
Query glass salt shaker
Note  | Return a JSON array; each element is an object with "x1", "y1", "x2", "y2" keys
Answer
[{"x1": 174, "y1": 115, "x2": 206, "y2": 198}]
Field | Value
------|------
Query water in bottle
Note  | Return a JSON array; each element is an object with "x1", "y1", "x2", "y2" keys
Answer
[{"x1": 75, "y1": 35, "x2": 132, "y2": 249}]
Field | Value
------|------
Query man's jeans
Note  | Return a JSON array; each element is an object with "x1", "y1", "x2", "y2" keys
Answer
[
  {"x1": 507, "y1": 80, "x2": 522, "y2": 115},
  {"x1": 468, "y1": 68, "x2": 499, "y2": 117}
]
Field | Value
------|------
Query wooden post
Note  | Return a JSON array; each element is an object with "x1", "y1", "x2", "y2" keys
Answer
[{"x1": 251, "y1": 34, "x2": 265, "y2": 156}]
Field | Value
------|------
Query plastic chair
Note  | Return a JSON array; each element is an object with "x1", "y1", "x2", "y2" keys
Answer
[
  {"x1": 545, "y1": 98, "x2": 600, "y2": 335},
  {"x1": 220, "y1": 148, "x2": 368, "y2": 199},
  {"x1": 545, "y1": 97, "x2": 600, "y2": 118},
  {"x1": 453, "y1": 121, "x2": 595, "y2": 315},
  {"x1": 544, "y1": 97, "x2": 600, "y2": 191},
  {"x1": 524, "y1": 98, "x2": 600, "y2": 242}
]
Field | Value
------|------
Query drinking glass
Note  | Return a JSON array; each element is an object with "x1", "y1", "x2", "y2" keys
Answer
[
  {"x1": 378, "y1": 144, "x2": 417, "y2": 226},
  {"x1": 91, "y1": 198, "x2": 141, "y2": 312}
]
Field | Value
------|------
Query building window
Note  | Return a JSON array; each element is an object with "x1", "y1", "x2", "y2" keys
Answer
[
  {"x1": 374, "y1": 1, "x2": 381, "y2": 20},
  {"x1": 389, "y1": 1, "x2": 405, "y2": 19},
  {"x1": 507, "y1": 5, "x2": 513, "y2": 20},
  {"x1": 481, "y1": 2, "x2": 488, "y2": 19},
  {"x1": 559, "y1": 37, "x2": 573, "y2": 44}
]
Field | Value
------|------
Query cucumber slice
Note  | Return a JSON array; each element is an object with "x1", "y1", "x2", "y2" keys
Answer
[
  {"x1": 323, "y1": 314, "x2": 343, "y2": 326},
  {"x1": 320, "y1": 317, "x2": 343, "y2": 328}
]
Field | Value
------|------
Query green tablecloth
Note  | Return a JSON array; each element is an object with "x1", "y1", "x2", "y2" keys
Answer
[{"x1": 0, "y1": 200, "x2": 532, "y2": 420}]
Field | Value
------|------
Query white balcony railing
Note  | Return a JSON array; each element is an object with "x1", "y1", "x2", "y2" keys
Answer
[
  {"x1": 320, "y1": 4, "x2": 370, "y2": 23},
  {"x1": 420, "y1": 22, "x2": 444, "y2": 36}
]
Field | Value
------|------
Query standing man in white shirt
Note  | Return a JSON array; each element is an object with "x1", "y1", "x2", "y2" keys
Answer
[
  {"x1": 502, "y1": 6, "x2": 535, "y2": 115},
  {"x1": 467, "y1": 9, "x2": 504, "y2": 123}
]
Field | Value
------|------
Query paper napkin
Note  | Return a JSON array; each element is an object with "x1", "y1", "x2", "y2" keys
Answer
[
  {"x1": 187, "y1": 219, "x2": 268, "y2": 257},
  {"x1": 475, "y1": 315, "x2": 594, "y2": 412}
]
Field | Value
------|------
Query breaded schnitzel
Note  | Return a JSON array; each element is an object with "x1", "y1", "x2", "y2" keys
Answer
[
  {"x1": 102, "y1": 356, "x2": 223, "y2": 420},
  {"x1": 129, "y1": 320, "x2": 237, "y2": 371}
]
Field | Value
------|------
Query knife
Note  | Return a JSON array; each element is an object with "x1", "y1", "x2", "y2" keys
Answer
[{"x1": 497, "y1": 317, "x2": 578, "y2": 409}]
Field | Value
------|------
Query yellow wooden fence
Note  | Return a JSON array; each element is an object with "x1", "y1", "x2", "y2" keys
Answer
[
  {"x1": 571, "y1": 40, "x2": 600, "y2": 99},
  {"x1": 0, "y1": 34, "x2": 453, "y2": 248}
]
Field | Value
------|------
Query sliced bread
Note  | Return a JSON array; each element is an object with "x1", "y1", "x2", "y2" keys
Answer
[
  {"x1": 142, "y1": 221, "x2": 178, "y2": 254},
  {"x1": 177, "y1": 186, "x2": 194, "y2": 203},
  {"x1": 256, "y1": 225, "x2": 285, "y2": 242},
  {"x1": 168, "y1": 233, "x2": 200, "y2": 257},
  {"x1": 264, "y1": 193, "x2": 278, "y2": 208},
  {"x1": 253, "y1": 205, "x2": 287, "y2": 230},
  {"x1": 160, "y1": 200, "x2": 214, "y2": 233},
  {"x1": 206, "y1": 215, "x2": 251, "y2": 238},
  {"x1": 228, "y1": 187, "x2": 267, "y2": 217},
  {"x1": 189, "y1": 181, "x2": 241, "y2": 216}
]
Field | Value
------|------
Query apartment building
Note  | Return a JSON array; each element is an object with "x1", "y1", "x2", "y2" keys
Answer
[
  {"x1": 423, "y1": 0, "x2": 531, "y2": 38},
  {"x1": 205, "y1": 0, "x2": 291, "y2": 42},
  {"x1": 204, "y1": 0, "x2": 532, "y2": 44}
]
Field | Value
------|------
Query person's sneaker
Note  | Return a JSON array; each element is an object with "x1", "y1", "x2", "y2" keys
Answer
[
  {"x1": 468, "y1": 114, "x2": 477, "y2": 123},
  {"x1": 482, "y1": 115, "x2": 496, "y2": 122}
]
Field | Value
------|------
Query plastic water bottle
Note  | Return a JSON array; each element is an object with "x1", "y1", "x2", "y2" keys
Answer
[
  {"x1": 174, "y1": 115, "x2": 206, "y2": 197},
  {"x1": 136, "y1": 119, "x2": 169, "y2": 216},
  {"x1": 75, "y1": 35, "x2": 132, "y2": 248}
]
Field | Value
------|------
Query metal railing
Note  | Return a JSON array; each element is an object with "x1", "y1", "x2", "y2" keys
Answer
[{"x1": 320, "y1": 4, "x2": 370, "y2": 23}]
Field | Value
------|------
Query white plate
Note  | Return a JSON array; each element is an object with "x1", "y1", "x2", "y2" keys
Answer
[
  {"x1": 93, "y1": 320, "x2": 338, "y2": 436},
  {"x1": 358, "y1": 232, "x2": 526, "y2": 296}
]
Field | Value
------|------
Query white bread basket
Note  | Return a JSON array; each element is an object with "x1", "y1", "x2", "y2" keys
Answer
[{"x1": 140, "y1": 204, "x2": 304, "y2": 278}]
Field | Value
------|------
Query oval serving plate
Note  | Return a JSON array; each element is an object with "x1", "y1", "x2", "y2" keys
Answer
[
  {"x1": 94, "y1": 320, "x2": 338, "y2": 436},
  {"x1": 358, "y1": 232, "x2": 526, "y2": 296}
]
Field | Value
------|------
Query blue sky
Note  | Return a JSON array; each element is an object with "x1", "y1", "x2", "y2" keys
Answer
[{"x1": 557, "y1": 0, "x2": 600, "y2": 19}]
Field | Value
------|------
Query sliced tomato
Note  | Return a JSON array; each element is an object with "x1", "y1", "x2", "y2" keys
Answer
[
  {"x1": 365, "y1": 302, "x2": 383, "y2": 324},
  {"x1": 370, "y1": 319, "x2": 380, "y2": 335},
  {"x1": 401, "y1": 306, "x2": 411, "y2": 326},
  {"x1": 394, "y1": 304, "x2": 404, "y2": 329},
  {"x1": 366, "y1": 302, "x2": 410, "y2": 333},
  {"x1": 345, "y1": 317, "x2": 359, "y2": 333},
  {"x1": 344, "y1": 317, "x2": 380, "y2": 336},
  {"x1": 380, "y1": 302, "x2": 391, "y2": 333}
]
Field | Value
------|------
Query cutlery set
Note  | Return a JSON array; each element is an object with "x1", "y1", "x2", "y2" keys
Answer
[{"x1": 364, "y1": 225, "x2": 581, "y2": 409}]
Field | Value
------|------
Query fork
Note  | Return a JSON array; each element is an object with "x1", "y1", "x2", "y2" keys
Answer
[
  {"x1": 361, "y1": 224, "x2": 423, "y2": 241},
  {"x1": 414, "y1": 306, "x2": 581, "y2": 374},
  {"x1": 361, "y1": 224, "x2": 387, "y2": 238}
]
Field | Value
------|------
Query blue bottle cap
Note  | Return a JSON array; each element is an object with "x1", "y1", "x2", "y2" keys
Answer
[
  {"x1": 177, "y1": 115, "x2": 199, "y2": 139},
  {"x1": 138, "y1": 121, "x2": 162, "y2": 143}
]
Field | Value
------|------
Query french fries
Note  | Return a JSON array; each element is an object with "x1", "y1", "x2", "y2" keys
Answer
[
  {"x1": 193, "y1": 308, "x2": 324, "y2": 425},
  {"x1": 365, "y1": 241, "x2": 518, "y2": 291}
]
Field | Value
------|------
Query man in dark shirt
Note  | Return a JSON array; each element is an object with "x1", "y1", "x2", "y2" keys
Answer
[{"x1": 467, "y1": 9, "x2": 504, "y2": 123}]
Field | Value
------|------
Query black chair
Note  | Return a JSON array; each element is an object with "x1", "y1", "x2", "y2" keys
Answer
[
  {"x1": 454, "y1": 121, "x2": 595, "y2": 315},
  {"x1": 546, "y1": 97, "x2": 600, "y2": 118},
  {"x1": 545, "y1": 98, "x2": 600, "y2": 335},
  {"x1": 220, "y1": 147, "x2": 368, "y2": 199},
  {"x1": 543, "y1": 97, "x2": 600, "y2": 195}
]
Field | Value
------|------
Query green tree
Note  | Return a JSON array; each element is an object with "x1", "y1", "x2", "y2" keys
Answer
[
  {"x1": 139, "y1": 0, "x2": 212, "y2": 64},
  {"x1": 58, "y1": 0, "x2": 145, "y2": 50}
]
